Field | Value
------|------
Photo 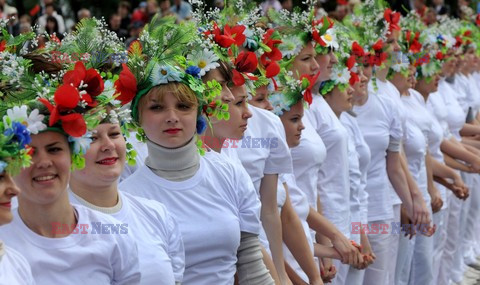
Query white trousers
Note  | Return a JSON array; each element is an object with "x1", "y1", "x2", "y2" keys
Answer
[
  {"x1": 463, "y1": 174, "x2": 480, "y2": 265},
  {"x1": 438, "y1": 193, "x2": 463, "y2": 285},
  {"x1": 362, "y1": 215, "x2": 397, "y2": 285},
  {"x1": 432, "y1": 205, "x2": 448, "y2": 285}
]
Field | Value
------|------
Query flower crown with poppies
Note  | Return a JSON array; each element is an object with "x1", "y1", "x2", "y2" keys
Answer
[
  {"x1": 320, "y1": 37, "x2": 359, "y2": 95},
  {"x1": 268, "y1": 3, "x2": 335, "y2": 59},
  {"x1": 347, "y1": 0, "x2": 397, "y2": 68},
  {"x1": 1, "y1": 18, "x2": 136, "y2": 169},
  {"x1": 268, "y1": 69, "x2": 319, "y2": 116},
  {"x1": 216, "y1": 1, "x2": 284, "y2": 92},
  {"x1": 125, "y1": 16, "x2": 227, "y2": 155}
]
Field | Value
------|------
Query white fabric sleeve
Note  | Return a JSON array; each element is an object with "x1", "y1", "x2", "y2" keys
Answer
[
  {"x1": 111, "y1": 232, "x2": 141, "y2": 284},
  {"x1": 166, "y1": 211, "x2": 185, "y2": 282},
  {"x1": 237, "y1": 232, "x2": 275, "y2": 285},
  {"x1": 387, "y1": 136, "x2": 401, "y2": 152},
  {"x1": 264, "y1": 118, "x2": 293, "y2": 175},
  {"x1": 235, "y1": 164, "x2": 262, "y2": 234}
]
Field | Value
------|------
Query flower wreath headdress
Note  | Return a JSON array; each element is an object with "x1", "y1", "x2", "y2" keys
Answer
[
  {"x1": 268, "y1": 0, "x2": 335, "y2": 60},
  {"x1": 269, "y1": 69, "x2": 319, "y2": 116},
  {"x1": 320, "y1": 27, "x2": 359, "y2": 95},
  {"x1": 1, "y1": 18, "x2": 136, "y2": 169},
  {"x1": 124, "y1": 16, "x2": 227, "y2": 155}
]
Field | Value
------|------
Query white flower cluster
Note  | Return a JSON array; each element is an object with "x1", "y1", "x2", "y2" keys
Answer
[{"x1": 0, "y1": 52, "x2": 27, "y2": 86}]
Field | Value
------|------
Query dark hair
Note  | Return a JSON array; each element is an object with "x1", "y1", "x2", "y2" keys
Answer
[{"x1": 217, "y1": 60, "x2": 233, "y2": 83}]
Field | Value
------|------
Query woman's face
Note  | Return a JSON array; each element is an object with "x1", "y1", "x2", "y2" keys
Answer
[
  {"x1": 0, "y1": 172, "x2": 20, "y2": 225},
  {"x1": 390, "y1": 71, "x2": 410, "y2": 93},
  {"x1": 325, "y1": 85, "x2": 354, "y2": 115},
  {"x1": 14, "y1": 132, "x2": 71, "y2": 206},
  {"x1": 363, "y1": 64, "x2": 373, "y2": 81},
  {"x1": 249, "y1": 85, "x2": 273, "y2": 111},
  {"x1": 316, "y1": 50, "x2": 338, "y2": 82},
  {"x1": 139, "y1": 90, "x2": 198, "y2": 148},
  {"x1": 291, "y1": 42, "x2": 320, "y2": 80},
  {"x1": 71, "y1": 124, "x2": 126, "y2": 187},
  {"x1": 209, "y1": 84, "x2": 252, "y2": 140},
  {"x1": 352, "y1": 68, "x2": 369, "y2": 101},
  {"x1": 203, "y1": 68, "x2": 235, "y2": 103},
  {"x1": 280, "y1": 101, "x2": 305, "y2": 148},
  {"x1": 416, "y1": 74, "x2": 440, "y2": 94}
]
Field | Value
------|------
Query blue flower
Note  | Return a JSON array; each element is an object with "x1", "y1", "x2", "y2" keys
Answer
[
  {"x1": 196, "y1": 115, "x2": 207, "y2": 134},
  {"x1": 186, "y1": 65, "x2": 202, "y2": 79},
  {"x1": 0, "y1": 161, "x2": 7, "y2": 174},
  {"x1": 4, "y1": 121, "x2": 31, "y2": 149}
]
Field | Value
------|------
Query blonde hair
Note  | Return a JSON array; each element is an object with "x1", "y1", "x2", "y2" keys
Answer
[{"x1": 137, "y1": 82, "x2": 198, "y2": 123}]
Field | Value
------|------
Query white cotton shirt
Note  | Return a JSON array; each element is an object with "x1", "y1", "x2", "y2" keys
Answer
[
  {"x1": 290, "y1": 117, "x2": 326, "y2": 210},
  {"x1": 452, "y1": 74, "x2": 470, "y2": 115},
  {"x1": 401, "y1": 93, "x2": 431, "y2": 205},
  {"x1": 353, "y1": 89, "x2": 402, "y2": 222},
  {"x1": 69, "y1": 191, "x2": 185, "y2": 284},
  {"x1": 426, "y1": 90, "x2": 452, "y2": 139},
  {"x1": 375, "y1": 80, "x2": 406, "y2": 206},
  {"x1": 341, "y1": 112, "x2": 371, "y2": 226},
  {"x1": 222, "y1": 105, "x2": 293, "y2": 193},
  {"x1": 0, "y1": 205, "x2": 141, "y2": 285},
  {"x1": 304, "y1": 95, "x2": 351, "y2": 237},
  {"x1": 0, "y1": 242, "x2": 35, "y2": 285},
  {"x1": 119, "y1": 151, "x2": 261, "y2": 285},
  {"x1": 437, "y1": 78, "x2": 466, "y2": 140}
]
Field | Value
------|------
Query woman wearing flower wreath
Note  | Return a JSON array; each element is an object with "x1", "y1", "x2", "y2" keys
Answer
[
  {"x1": 0, "y1": 113, "x2": 35, "y2": 285},
  {"x1": 67, "y1": 62, "x2": 185, "y2": 284},
  {"x1": 119, "y1": 17, "x2": 269, "y2": 285},
  {"x1": 0, "y1": 62, "x2": 141, "y2": 285}
]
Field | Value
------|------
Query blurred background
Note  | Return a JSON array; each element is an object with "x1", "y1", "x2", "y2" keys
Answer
[{"x1": 1, "y1": 0, "x2": 478, "y2": 48}]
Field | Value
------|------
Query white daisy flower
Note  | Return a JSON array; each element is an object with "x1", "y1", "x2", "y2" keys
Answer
[
  {"x1": 5, "y1": 105, "x2": 28, "y2": 126},
  {"x1": 26, "y1": 109, "x2": 46, "y2": 134},
  {"x1": 321, "y1": 29, "x2": 339, "y2": 50},
  {"x1": 279, "y1": 35, "x2": 303, "y2": 59},
  {"x1": 150, "y1": 64, "x2": 183, "y2": 85},
  {"x1": 331, "y1": 66, "x2": 351, "y2": 84},
  {"x1": 187, "y1": 49, "x2": 220, "y2": 77},
  {"x1": 269, "y1": 93, "x2": 289, "y2": 116},
  {"x1": 68, "y1": 132, "x2": 93, "y2": 155}
]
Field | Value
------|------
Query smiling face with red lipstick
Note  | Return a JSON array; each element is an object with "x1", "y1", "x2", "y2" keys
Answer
[
  {"x1": 14, "y1": 132, "x2": 72, "y2": 206},
  {"x1": 139, "y1": 83, "x2": 198, "y2": 149},
  {"x1": 70, "y1": 123, "x2": 126, "y2": 187},
  {"x1": 0, "y1": 172, "x2": 21, "y2": 225}
]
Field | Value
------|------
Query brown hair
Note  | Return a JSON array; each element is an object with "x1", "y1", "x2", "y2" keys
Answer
[{"x1": 137, "y1": 82, "x2": 198, "y2": 124}]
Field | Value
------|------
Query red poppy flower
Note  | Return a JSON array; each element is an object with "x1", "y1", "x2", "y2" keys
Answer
[
  {"x1": 63, "y1": 61, "x2": 104, "y2": 107},
  {"x1": 38, "y1": 84, "x2": 87, "y2": 137},
  {"x1": 232, "y1": 51, "x2": 259, "y2": 86},
  {"x1": 372, "y1": 39, "x2": 384, "y2": 51},
  {"x1": 436, "y1": 51, "x2": 444, "y2": 60},
  {"x1": 384, "y1": 8, "x2": 401, "y2": 32},
  {"x1": 114, "y1": 63, "x2": 137, "y2": 105},
  {"x1": 352, "y1": 42, "x2": 365, "y2": 58},
  {"x1": 208, "y1": 23, "x2": 246, "y2": 48},
  {"x1": 455, "y1": 36, "x2": 463, "y2": 48},
  {"x1": 0, "y1": 40, "x2": 5, "y2": 52},
  {"x1": 349, "y1": 71, "x2": 359, "y2": 86},
  {"x1": 264, "y1": 60, "x2": 280, "y2": 78},
  {"x1": 260, "y1": 29, "x2": 282, "y2": 65},
  {"x1": 346, "y1": 55, "x2": 356, "y2": 70},
  {"x1": 300, "y1": 71, "x2": 321, "y2": 105}
]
